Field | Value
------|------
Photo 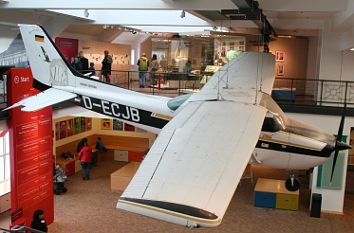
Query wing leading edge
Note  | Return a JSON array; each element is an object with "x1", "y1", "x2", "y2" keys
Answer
[
  {"x1": 5, "y1": 88, "x2": 76, "y2": 112},
  {"x1": 117, "y1": 97, "x2": 267, "y2": 227}
]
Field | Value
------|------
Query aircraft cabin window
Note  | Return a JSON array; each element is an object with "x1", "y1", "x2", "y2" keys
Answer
[
  {"x1": 167, "y1": 94, "x2": 191, "y2": 111},
  {"x1": 261, "y1": 113, "x2": 285, "y2": 132}
]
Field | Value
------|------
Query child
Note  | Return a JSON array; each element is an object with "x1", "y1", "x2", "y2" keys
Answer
[{"x1": 88, "y1": 62, "x2": 96, "y2": 77}]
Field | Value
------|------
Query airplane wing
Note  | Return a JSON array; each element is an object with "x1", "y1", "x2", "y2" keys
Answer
[
  {"x1": 6, "y1": 88, "x2": 76, "y2": 111},
  {"x1": 118, "y1": 98, "x2": 267, "y2": 227},
  {"x1": 118, "y1": 52, "x2": 275, "y2": 227}
]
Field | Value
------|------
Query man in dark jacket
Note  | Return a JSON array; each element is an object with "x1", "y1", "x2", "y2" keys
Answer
[
  {"x1": 71, "y1": 51, "x2": 89, "y2": 74},
  {"x1": 101, "y1": 50, "x2": 113, "y2": 83}
]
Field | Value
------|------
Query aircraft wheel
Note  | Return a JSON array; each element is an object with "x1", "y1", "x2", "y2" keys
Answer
[{"x1": 285, "y1": 178, "x2": 300, "y2": 191}]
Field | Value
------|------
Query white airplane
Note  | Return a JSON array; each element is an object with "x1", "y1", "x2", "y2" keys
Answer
[{"x1": 8, "y1": 25, "x2": 350, "y2": 228}]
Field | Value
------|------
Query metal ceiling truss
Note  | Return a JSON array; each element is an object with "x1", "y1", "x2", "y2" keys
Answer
[{"x1": 221, "y1": 0, "x2": 277, "y2": 51}]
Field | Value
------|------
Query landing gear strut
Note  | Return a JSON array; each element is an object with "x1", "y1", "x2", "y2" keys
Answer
[{"x1": 285, "y1": 174, "x2": 300, "y2": 191}]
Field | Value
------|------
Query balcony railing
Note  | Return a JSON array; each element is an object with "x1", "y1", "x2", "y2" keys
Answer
[
  {"x1": 273, "y1": 78, "x2": 352, "y2": 108},
  {"x1": 1, "y1": 68, "x2": 353, "y2": 112}
]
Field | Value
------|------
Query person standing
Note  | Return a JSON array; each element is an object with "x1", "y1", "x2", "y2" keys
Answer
[
  {"x1": 30, "y1": 209, "x2": 48, "y2": 233},
  {"x1": 76, "y1": 138, "x2": 88, "y2": 154},
  {"x1": 78, "y1": 141, "x2": 93, "y2": 180},
  {"x1": 183, "y1": 60, "x2": 192, "y2": 74},
  {"x1": 137, "y1": 52, "x2": 149, "y2": 88},
  {"x1": 71, "y1": 51, "x2": 89, "y2": 74},
  {"x1": 150, "y1": 54, "x2": 159, "y2": 85},
  {"x1": 92, "y1": 137, "x2": 107, "y2": 166},
  {"x1": 88, "y1": 62, "x2": 96, "y2": 77},
  {"x1": 101, "y1": 50, "x2": 113, "y2": 83}
]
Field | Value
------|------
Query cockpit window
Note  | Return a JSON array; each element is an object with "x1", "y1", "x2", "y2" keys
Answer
[
  {"x1": 262, "y1": 112, "x2": 286, "y2": 132},
  {"x1": 167, "y1": 94, "x2": 192, "y2": 111}
]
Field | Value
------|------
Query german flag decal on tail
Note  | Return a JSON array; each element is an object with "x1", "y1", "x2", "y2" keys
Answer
[{"x1": 35, "y1": 35, "x2": 44, "y2": 42}]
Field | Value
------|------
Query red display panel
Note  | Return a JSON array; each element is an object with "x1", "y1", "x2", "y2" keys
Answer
[
  {"x1": 7, "y1": 68, "x2": 54, "y2": 227},
  {"x1": 55, "y1": 37, "x2": 78, "y2": 64}
]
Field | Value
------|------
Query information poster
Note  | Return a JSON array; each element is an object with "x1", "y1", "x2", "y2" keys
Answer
[
  {"x1": 7, "y1": 68, "x2": 54, "y2": 227},
  {"x1": 74, "y1": 117, "x2": 81, "y2": 134}
]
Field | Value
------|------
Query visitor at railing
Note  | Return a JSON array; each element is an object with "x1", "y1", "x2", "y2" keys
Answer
[
  {"x1": 183, "y1": 60, "x2": 192, "y2": 74},
  {"x1": 150, "y1": 54, "x2": 159, "y2": 85},
  {"x1": 88, "y1": 62, "x2": 96, "y2": 77},
  {"x1": 71, "y1": 51, "x2": 89, "y2": 74},
  {"x1": 137, "y1": 52, "x2": 149, "y2": 88},
  {"x1": 101, "y1": 50, "x2": 112, "y2": 83}
]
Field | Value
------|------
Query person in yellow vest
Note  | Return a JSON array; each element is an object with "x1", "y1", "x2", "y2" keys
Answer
[{"x1": 137, "y1": 53, "x2": 149, "y2": 88}]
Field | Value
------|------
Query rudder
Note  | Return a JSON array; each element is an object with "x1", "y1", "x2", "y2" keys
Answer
[{"x1": 19, "y1": 24, "x2": 78, "y2": 88}]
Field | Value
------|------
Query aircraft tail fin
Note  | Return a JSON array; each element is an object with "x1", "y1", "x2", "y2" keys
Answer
[{"x1": 19, "y1": 24, "x2": 79, "y2": 88}]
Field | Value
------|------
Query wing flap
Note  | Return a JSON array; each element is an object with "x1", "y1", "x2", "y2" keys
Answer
[
  {"x1": 121, "y1": 101, "x2": 202, "y2": 198},
  {"x1": 5, "y1": 88, "x2": 76, "y2": 112},
  {"x1": 118, "y1": 98, "x2": 267, "y2": 227}
]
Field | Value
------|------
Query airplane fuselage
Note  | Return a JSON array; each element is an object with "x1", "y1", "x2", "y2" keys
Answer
[{"x1": 71, "y1": 93, "x2": 334, "y2": 171}]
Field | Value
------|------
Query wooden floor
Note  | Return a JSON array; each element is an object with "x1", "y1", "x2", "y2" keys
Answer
[{"x1": 0, "y1": 162, "x2": 354, "y2": 233}]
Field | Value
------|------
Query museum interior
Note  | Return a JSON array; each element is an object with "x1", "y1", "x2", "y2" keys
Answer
[{"x1": 0, "y1": 0, "x2": 354, "y2": 232}]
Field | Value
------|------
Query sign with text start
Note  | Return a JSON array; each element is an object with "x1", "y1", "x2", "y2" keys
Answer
[{"x1": 7, "y1": 68, "x2": 54, "y2": 227}]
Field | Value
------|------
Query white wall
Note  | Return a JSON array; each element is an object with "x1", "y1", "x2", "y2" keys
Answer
[
  {"x1": 287, "y1": 112, "x2": 353, "y2": 213},
  {"x1": 306, "y1": 36, "x2": 320, "y2": 79},
  {"x1": 319, "y1": 20, "x2": 354, "y2": 82},
  {"x1": 341, "y1": 49, "x2": 354, "y2": 81}
]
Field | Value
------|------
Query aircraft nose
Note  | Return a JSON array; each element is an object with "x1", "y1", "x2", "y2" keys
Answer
[{"x1": 335, "y1": 141, "x2": 352, "y2": 151}]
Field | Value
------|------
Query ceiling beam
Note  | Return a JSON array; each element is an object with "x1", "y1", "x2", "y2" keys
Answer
[
  {"x1": 1, "y1": 0, "x2": 236, "y2": 10},
  {"x1": 257, "y1": 0, "x2": 347, "y2": 12},
  {"x1": 223, "y1": 0, "x2": 277, "y2": 38}
]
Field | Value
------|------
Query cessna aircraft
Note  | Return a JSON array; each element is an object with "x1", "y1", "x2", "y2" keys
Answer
[{"x1": 8, "y1": 24, "x2": 350, "y2": 228}]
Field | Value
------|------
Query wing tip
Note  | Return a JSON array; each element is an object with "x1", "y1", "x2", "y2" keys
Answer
[{"x1": 117, "y1": 197, "x2": 221, "y2": 228}]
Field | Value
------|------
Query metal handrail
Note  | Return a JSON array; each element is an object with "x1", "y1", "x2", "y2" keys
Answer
[
  {"x1": 2, "y1": 66, "x2": 354, "y2": 111},
  {"x1": 0, "y1": 225, "x2": 45, "y2": 233}
]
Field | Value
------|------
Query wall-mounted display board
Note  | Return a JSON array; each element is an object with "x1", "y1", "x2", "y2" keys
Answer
[
  {"x1": 113, "y1": 119, "x2": 123, "y2": 131},
  {"x1": 101, "y1": 118, "x2": 112, "y2": 130},
  {"x1": 55, "y1": 117, "x2": 92, "y2": 141},
  {"x1": 55, "y1": 37, "x2": 78, "y2": 64},
  {"x1": 214, "y1": 37, "x2": 246, "y2": 64}
]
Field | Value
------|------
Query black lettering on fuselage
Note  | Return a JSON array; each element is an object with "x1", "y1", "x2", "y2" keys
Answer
[
  {"x1": 80, "y1": 96, "x2": 140, "y2": 122},
  {"x1": 82, "y1": 96, "x2": 92, "y2": 109}
]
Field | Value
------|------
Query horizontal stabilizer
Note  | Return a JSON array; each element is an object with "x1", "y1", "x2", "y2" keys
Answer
[{"x1": 5, "y1": 88, "x2": 76, "y2": 112}]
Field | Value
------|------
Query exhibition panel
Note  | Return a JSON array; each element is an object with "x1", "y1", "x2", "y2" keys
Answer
[
  {"x1": 1, "y1": 1, "x2": 354, "y2": 232},
  {"x1": 7, "y1": 68, "x2": 53, "y2": 227}
]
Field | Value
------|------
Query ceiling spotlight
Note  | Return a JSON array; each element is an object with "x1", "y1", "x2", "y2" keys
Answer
[
  {"x1": 180, "y1": 10, "x2": 185, "y2": 18},
  {"x1": 350, "y1": 48, "x2": 354, "y2": 51},
  {"x1": 84, "y1": 9, "x2": 89, "y2": 18}
]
